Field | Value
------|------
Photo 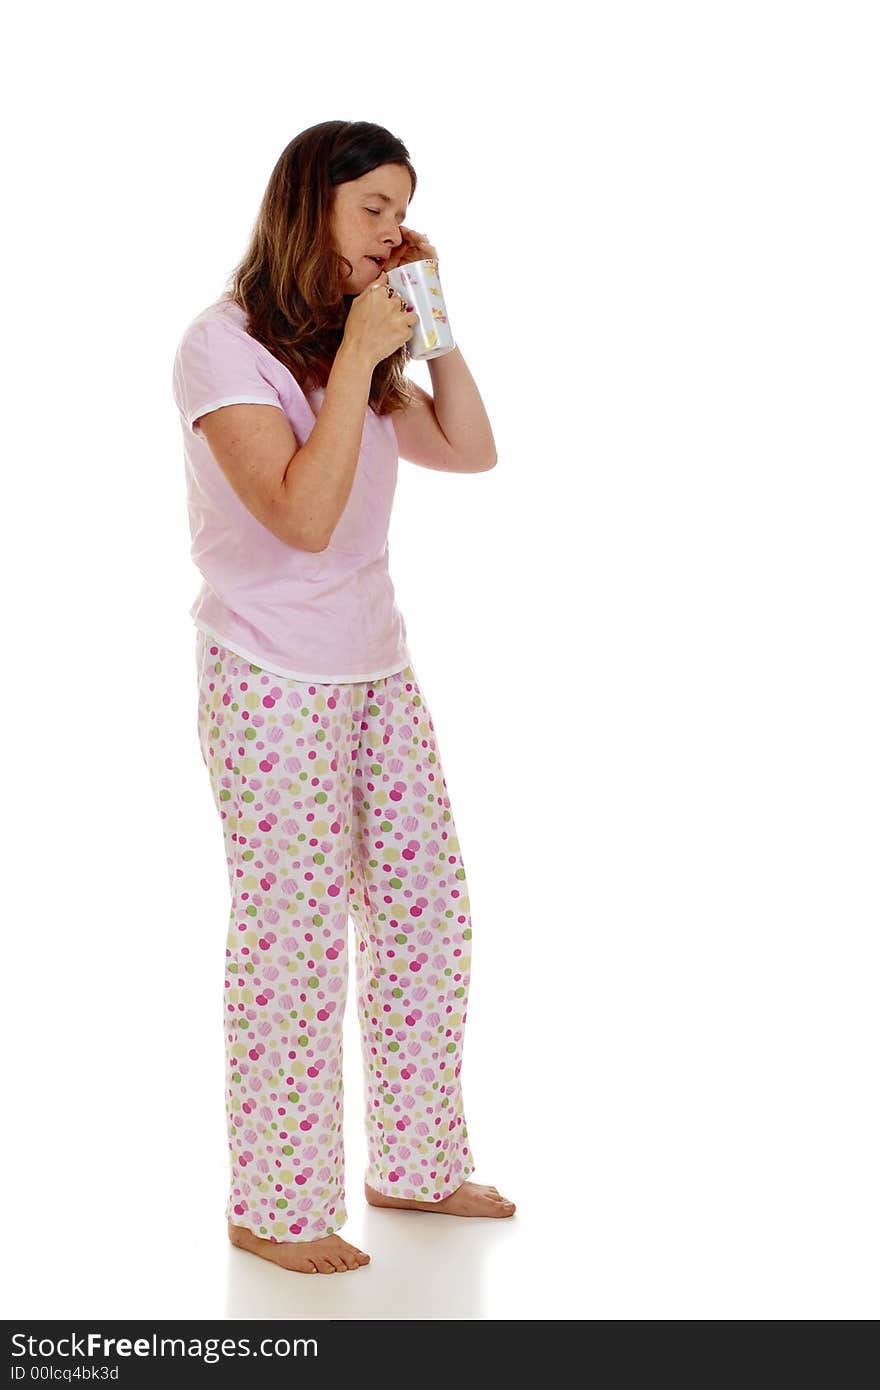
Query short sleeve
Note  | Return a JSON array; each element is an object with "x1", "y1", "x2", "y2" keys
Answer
[{"x1": 172, "y1": 316, "x2": 285, "y2": 439}]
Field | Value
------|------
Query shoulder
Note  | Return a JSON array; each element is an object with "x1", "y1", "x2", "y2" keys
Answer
[
  {"x1": 174, "y1": 301, "x2": 279, "y2": 383},
  {"x1": 177, "y1": 297, "x2": 248, "y2": 348}
]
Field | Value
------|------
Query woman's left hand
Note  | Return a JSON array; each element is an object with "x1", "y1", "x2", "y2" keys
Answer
[{"x1": 383, "y1": 226, "x2": 439, "y2": 272}]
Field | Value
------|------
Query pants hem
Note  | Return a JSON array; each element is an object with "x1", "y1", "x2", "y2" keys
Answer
[
  {"x1": 226, "y1": 1210, "x2": 348, "y2": 1244},
  {"x1": 364, "y1": 1158, "x2": 476, "y2": 1202}
]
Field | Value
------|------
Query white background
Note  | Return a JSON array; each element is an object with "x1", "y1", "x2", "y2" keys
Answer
[{"x1": 3, "y1": 0, "x2": 878, "y2": 1320}]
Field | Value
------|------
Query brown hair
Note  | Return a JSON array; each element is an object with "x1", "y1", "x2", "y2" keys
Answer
[{"x1": 223, "y1": 120, "x2": 418, "y2": 417}]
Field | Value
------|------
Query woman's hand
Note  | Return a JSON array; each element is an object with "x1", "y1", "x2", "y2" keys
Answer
[
  {"x1": 383, "y1": 226, "x2": 439, "y2": 272},
  {"x1": 344, "y1": 271, "x2": 419, "y2": 367}
]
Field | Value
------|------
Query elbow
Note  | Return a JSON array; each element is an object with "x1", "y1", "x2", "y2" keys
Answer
[
  {"x1": 305, "y1": 522, "x2": 334, "y2": 552},
  {"x1": 459, "y1": 451, "x2": 497, "y2": 473},
  {"x1": 301, "y1": 531, "x2": 331, "y2": 553},
  {"x1": 284, "y1": 523, "x2": 330, "y2": 553}
]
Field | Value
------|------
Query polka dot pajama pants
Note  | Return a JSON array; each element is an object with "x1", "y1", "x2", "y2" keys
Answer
[{"x1": 195, "y1": 632, "x2": 475, "y2": 1244}]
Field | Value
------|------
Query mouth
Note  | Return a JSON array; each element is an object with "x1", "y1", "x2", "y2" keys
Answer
[{"x1": 365, "y1": 256, "x2": 384, "y2": 273}]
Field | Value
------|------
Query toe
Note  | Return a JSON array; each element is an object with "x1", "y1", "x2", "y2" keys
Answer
[
  {"x1": 317, "y1": 1258, "x2": 337, "y2": 1273},
  {"x1": 488, "y1": 1193, "x2": 515, "y2": 1213}
]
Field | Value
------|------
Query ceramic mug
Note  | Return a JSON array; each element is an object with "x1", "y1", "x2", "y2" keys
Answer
[{"x1": 386, "y1": 258, "x2": 456, "y2": 361}]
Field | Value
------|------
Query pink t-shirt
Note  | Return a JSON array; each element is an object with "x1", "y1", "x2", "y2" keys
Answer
[{"x1": 171, "y1": 296, "x2": 412, "y2": 682}]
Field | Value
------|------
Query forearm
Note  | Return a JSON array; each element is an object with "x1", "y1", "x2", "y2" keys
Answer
[
  {"x1": 427, "y1": 345, "x2": 497, "y2": 464},
  {"x1": 280, "y1": 340, "x2": 374, "y2": 550}
]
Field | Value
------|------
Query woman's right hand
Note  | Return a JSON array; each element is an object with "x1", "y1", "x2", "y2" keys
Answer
[{"x1": 343, "y1": 271, "x2": 418, "y2": 368}]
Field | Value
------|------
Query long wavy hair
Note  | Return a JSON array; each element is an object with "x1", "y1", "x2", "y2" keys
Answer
[{"x1": 223, "y1": 120, "x2": 418, "y2": 417}]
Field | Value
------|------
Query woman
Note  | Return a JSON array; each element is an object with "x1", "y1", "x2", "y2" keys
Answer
[{"x1": 172, "y1": 120, "x2": 514, "y2": 1275}]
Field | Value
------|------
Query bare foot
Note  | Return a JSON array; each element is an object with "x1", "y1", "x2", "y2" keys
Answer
[
  {"x1": 364, "y1": 1179, "x2": 516, "y2": 1218},
  {"x1": 227, "y1": 1219, "x2": 371, "y2": 1274}
]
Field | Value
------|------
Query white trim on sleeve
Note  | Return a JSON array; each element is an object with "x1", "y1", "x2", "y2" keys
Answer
[{"x1": 189, "y1": 396, "x2": 285, "y2": 436}]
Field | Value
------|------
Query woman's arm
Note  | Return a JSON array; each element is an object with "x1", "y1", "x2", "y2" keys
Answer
[
  {"x1": 427, "y1": 345, "x2": 497, "y2": 469},
  {"x1": 392, "y1": 346, "x2": 497, "y2": 473},
  {"x1": 278, "y1": 338, "x2": 376, "y2": 548}
]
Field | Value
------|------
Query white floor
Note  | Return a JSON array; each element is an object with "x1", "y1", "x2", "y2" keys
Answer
[
  {"x1": 6, "y1": 1136, "x2": 877, "y2": 1320},
  {"x1": 6, "y1": 776, "x2": 877, "y2": 1320},
  {"x1": 6, "y1": 989, "x2": 877, "y2": 1320}
]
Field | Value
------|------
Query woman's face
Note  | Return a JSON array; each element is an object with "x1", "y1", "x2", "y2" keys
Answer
[{"x1": 331, "y1": 162, "x2": 413, "y2": 292}]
